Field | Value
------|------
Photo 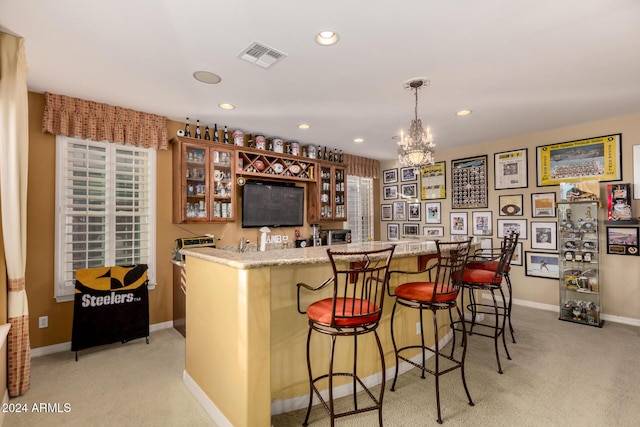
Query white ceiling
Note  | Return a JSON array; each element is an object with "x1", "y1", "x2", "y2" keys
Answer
[{"x1": 2, "y1": 0, "x2": 640, "y2": 160}]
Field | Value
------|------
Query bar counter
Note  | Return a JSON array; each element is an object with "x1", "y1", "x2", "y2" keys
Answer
[{"x1": 180, "y1": 240, "x2": 466, "y2": 427}]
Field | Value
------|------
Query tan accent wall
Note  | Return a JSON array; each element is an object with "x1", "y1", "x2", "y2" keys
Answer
[
  {"x1": 24, "y1": 92, "x2": 344, "y2": 349},
  {"x1": 381, "y1": 112, "x2": 640, "y2": 320}
]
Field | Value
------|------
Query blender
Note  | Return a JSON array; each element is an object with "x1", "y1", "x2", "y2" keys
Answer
[{"x1": 311, "y1": 224, "x2": 322, "y2": 247}]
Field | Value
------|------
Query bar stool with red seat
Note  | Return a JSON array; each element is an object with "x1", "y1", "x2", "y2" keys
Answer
[
  {"x1": 387, "y1": 239, "x2": 473, "y2": 424},
  {"x1": 465, "y1": 232, "x2": 519, "y2": 344},
  {"x1": 296, "y1": 245, "x2": 396, "y2": 427},
  {"x1": 456, "y1": 234, "x2": 517, "y2": 374}
]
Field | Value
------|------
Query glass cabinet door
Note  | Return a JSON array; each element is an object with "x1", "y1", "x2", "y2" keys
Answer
[
  {"x1": 320, "y1": 166, "x2": 332, "y2": 219},
  {"x1": 212, "y1": 149, "x2": 233, "y2": 219},
  {"x1": 183, "y1": 144, "x2": 208, "y2": 220},
  {"x1": 334, "y1": 167, "x2": 345, "y2": 219}
]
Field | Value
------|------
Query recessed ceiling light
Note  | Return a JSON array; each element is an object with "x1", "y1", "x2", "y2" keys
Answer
[
  {"x1": 193, "y1": 71, "x2": 221, "y2": 84},
  {"x1": 354, "y1": 138, "x2": 364, "y2": 143},
  {"x1": 298, "y1": 123, "x2": 310, "y2": 129},
  {"x1": 218, "y1": 103, "x2": 235, "y2": 110},
  {"x1": 456, "y1": 109, "x2": 472, "y2": 116},
  {"x1": 316, "y1": 30, "x2": 340, "y2": 46}
]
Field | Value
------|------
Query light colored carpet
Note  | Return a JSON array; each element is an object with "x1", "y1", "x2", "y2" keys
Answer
[{"x1": 5, "y1": 305, "x2": 640, "y2": 427}]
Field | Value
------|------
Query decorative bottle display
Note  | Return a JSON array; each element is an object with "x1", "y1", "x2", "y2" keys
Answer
[
  {"x1": 223, "y1": 126, "x2": 229, "y2": 144},
  {"x1": 204, "y1": 125, "x2": 210, "y2": 140},
  {"x1": 558, "y1": 200, "x2": 603, "y2": 327},
  {"x1": 184, "y1": 118, "x2": 191, "y2": 137},
  {"x1": 213, "y1": 124, "x2": 219, "y2": 142},
  {"x1": 195, "y1": 120, "x2": 202, "y2": 139}
]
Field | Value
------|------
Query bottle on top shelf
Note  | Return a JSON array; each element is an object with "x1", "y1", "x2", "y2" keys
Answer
[
  {"x1": 333, "y1": 149, "x2": 338, "y2": 162},
  {"x1": 328, "y1": 149, "x2": 333, "y2": 162},
  {"x1": 339, "y1": 150, "x2": 343, "y2": 163},
  {"x1": 204, "y1": 125, "x2": 210, "y2": 140},
  {"x1": 213, "y1": 124, "x2": 219, "y2": 142},
  {"x1": 323, "y1": 146, "x2": 328, "y2": 160},
  {"x1": 223, "y1": 126, "x2": 229, "y2": 144},
  {"x1": 184, "y1": 118, "x2": 191, "y2": 137},
  {"x1": 195, "y1": 120, "x2": 202, "y2": 139}
]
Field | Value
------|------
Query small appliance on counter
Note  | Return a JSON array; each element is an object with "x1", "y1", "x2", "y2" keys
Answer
[
  {"x1": 172, "y1": 235, "x2": 216, "y2": 262},
  {"x1": 311, "y1": 224, "x2": 322, "y2": 247},
  {"x1": 320, "y1": 229, "x2": 352, "y2": 246}
]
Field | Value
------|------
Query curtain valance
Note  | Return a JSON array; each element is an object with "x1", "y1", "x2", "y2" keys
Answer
[
  {"x1": 42, "y1": 92, "x2": 168, "y2": 150},
  {"x1": 343, "y1": 153, "x2": 380, "y2": 179}
]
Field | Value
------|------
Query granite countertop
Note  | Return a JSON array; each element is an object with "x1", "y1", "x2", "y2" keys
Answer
[{"x1": 180, "y1": 240, "x2": 445, "y2": 270}]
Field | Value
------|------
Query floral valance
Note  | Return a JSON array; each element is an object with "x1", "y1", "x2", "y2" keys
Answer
[
  {"x1": 343, "y1": 153, "x2": 380, "y2": 179},
  {"x1": 42, "y1": 92, "x2": 168, "y2": 150}
]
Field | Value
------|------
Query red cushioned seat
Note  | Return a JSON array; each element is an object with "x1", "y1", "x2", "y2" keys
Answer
[
  {"x1": 461, "y1": 268, "x2": 503, "y2": 285},
  {"x1": 395, "y1": 281, "x2": 457, "y2": 303},
  {"x1": 467, "y1": 260, "x2": 511, "y2": 272},
  {"x1": 307, "y1": 297, "x2": 380, "y2": 326}
]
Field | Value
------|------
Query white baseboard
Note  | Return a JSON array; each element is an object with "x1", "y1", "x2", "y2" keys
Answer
[
  {"x1": 183, "y1": 370, "x2": 233, "y2": 427},
  {"x1": 30, "y1": 320, "x2": 174, "y2": 357}
]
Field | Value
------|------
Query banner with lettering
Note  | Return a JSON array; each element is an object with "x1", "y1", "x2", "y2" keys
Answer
[{"x1": 71, "y1": 265, "x2": 149, "y2": 352}]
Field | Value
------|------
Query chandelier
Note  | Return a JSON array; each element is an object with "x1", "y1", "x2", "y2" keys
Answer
[{"x1": 397, "y1": 78, "x2": 436, "y2": 168}]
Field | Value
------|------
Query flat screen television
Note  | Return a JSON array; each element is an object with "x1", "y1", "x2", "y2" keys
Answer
[{"x1": 242, "y1": 180, "x2": 304, "y2": 228}]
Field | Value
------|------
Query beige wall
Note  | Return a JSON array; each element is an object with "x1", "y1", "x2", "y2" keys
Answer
[
  {"x1": 380, "y1": 112, "x2": 640, "y2": 321},
  {"x1": 24, "y1": 92, "x2": 344, "y2": 349}
]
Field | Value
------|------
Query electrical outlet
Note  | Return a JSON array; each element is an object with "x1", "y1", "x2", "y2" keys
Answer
[
  {"x1": 416, "y1": 321, "x2": 421, "y2": 335},
  {"x1": 39, "y1": 316, "x2": 48, "y2": 328}
]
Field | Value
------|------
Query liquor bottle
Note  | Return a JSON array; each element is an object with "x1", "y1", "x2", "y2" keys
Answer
[
  {"x1": 317, "y1": 145, "x2": 322, "y2": 160},
  {"x1": 213, "y1": 124, "x2": 219, "y2": 142},
  {"x1": 339, "y1": 150, "x2": 343, "y2": 163},
  {"x1": 328, "y1": 149, "x2": 333, "y2": 162},
  {"x1": 195, "y1": 120, "x2": 202, "y2": 139},
  {"x1": 204, "y1": 125, "x2": 210, "y2": 140},
  {"x1": 333, "y1": 149, "x2": 338, "y2": 162},
  {"x1": 323, "y1": 146, "x2": 328, "y2": 160},
  {"x1": 184, "y1": 118, "x2": 191, "y2": 137},
  {"x1": 223, "y1": 126, "x2": 229, "y2": 144}
]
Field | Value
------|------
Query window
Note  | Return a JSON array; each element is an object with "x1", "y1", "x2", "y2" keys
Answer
[
  {"x1": 345, "y1": 176, "x2": 374, "y2": 243},
  {"x1": 55, "y1": 136, "x2": 156, "y2": 302}
]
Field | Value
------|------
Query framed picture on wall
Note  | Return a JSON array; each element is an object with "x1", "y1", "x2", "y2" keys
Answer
[
  {"x1": 511, "y1": 242, "x2": 523, "y2": 266},
  {"x1": 381, "y1": 204, "x2": 393, "y2": 221},
  {"x1": 450, "y1": 212, "x2": 468, "y2": 235},
  {"x1": 494, "y1": 148, "x2": 528, "y2": 190},
  {"x1": 420, "y1": 161, "x2": 447, "y2": 200},
  {"x1": 423, "y1": 226, "x2": 445, "y2": 237},
  {"x1": 499, "y1": 194, "x2": 524, "y2": 216},
  {"x1": 531, "y1": 192, "x2": 557, "y2": 217},
  {"x1": 607, "y1": 226, "x2": 639, "y2": 256},
  {"x1": 497, "y1": 219, "x2": 528, "y2": 239},
  {"x1": 387, "y1": 223, "x2": 400, "y2": 241},
  {"x1": 536, "y1": 134, "x2": 622, "y2": 186},
  {"x1": 472, "y1": 211, "x2": 493, "y2": 236},
  {"x1": 525, "y1": 251, "x2": 559, "y2": 279},
  {"x1": 401, "y1": 167, "x2": 418, "y2": 182},
  {"x1": 401, "y1": 183, "x2": 418, "y2": 199},
  {"x1": 425, "y1": 202, "x2": 441, "y2": 224},
  {"x1": 408, "y1": 202, "x2": 421, "y2": 221},
  {"x1": 393, "y1": 201, "x2": 406, "y2": 221},
  {"x1": 403, "y1": 223, "x2": 419, "y2": 237},
  {"x1": 383, "y1": 168, "x2": 398, "y2": 184},
  {"x1": 531, "y1": 221, "x2": 557, "y2": 250},
  {"x1": 451, "y1": 155, "x2": 488, "y2": 209},
  {"x1": 384, "y1": 185, "x2": 398, "y2": 200}
]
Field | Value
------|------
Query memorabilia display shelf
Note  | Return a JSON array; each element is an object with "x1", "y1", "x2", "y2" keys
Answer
[
  {"x1": 171, "y1": 136, "x2": 235, "y2": 223},
  {"x1": 557, "y1": 200, "x2": 603, "y2": 327},
  {"x1": 307, "y1": 161, "x2": 347, "y2": 222},
  {"x1": 171, "y1": 136, "x2": 348, "y2": 224},
  {"x1": 236, "y1": 146, "x2": 316, "y2": 182}
]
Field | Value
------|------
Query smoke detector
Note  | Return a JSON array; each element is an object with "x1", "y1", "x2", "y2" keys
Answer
[{"x1": 238, "y1": 42, "x2": 287, "y2": 69}]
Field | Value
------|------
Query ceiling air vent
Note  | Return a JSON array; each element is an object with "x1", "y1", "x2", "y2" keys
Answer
[{"x1": 238, "y1": 42, "x2": 287, "y2": 69}]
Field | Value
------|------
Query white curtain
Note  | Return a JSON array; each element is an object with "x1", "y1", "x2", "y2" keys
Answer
[{"x1": 0, "y1": 32, "x2": 31, "y2": 396}]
